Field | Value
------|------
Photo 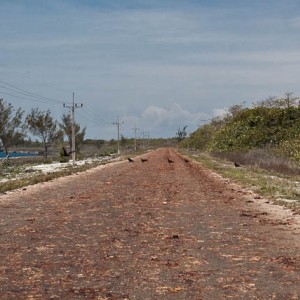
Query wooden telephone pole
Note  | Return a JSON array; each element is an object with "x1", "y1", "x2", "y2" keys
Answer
[
  {"x1": 132, "y1": 124, "x2": 139, "y2": 151},
  {"x1": 113, "y1": 116, "x2": 124, "y2": 154},
  {"x1": 63, "y1": 92, "x2": 83, "y2": 165}
]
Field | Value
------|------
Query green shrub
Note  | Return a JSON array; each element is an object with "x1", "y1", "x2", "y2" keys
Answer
[
  {"x1": 184, "y1": 106, "x2": 300, "y2": 158},
  {"x1": 276, "y1": 138, "x2": 300, "y2": 162}
]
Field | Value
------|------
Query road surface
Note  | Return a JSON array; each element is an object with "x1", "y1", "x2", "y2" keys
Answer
[{"x1": 0, "y1": 148, "x2": 300, "y2": 299}]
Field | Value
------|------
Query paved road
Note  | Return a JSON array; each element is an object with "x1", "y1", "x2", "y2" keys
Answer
[{"x1": 0, "y1": 148, "x2": 300, "y2": 299}]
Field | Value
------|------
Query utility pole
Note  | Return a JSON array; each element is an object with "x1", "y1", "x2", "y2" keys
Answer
[
  {"x1": 132, "y1": 124, "x2": 139, "y2": 151},
  {"x1": 140, "y1": 130, "x2": 146, "y2": 150},
  {"x1": 145, "y1": 132, "x2": 150, "y2": 149},
  {"x1": 144, "y1": 131, "x2": 149, "y2": 149},
  {"x1": 113, "y1": 116, "x2": 123, "y2": 154},
  {"x1": 63, "y1": 92, "x2": 83, "y2": 166},
  {"x1": 141, "y1": 130, "x2": 144, "y2": 149},
  {"x1": 140, "y1": 131, "x2": 149, "y2": 150}
]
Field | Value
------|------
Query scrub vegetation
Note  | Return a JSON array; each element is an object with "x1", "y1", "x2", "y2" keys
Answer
[
  {"x1": 181, "y1": 94, "x2": 300, "y2": 171},
  {"x1": 180, "y1": 94, "x2": 300, "y2": 213}
]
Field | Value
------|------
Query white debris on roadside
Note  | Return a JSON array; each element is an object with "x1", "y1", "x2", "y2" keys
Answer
[
  {"x1": 27, "y1": 156, "x2": 116, "y2": 174},
  {"x1": 0, "y1": 155, "x2": 119, "y2": 183}
]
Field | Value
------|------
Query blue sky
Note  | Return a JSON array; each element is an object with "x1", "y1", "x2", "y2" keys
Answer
[{"x1": 1, "y1": 0, "x2": 300, "y2": 139}]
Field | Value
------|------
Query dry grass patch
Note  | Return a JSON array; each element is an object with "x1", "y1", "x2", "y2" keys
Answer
[{"x1": 181, "y1": 150, "x2": 300, "y2": 214}]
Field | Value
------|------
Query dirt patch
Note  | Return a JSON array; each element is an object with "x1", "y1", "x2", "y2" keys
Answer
[{"x1": 0, "y1": 148, "x2": 300, "y2": 299}]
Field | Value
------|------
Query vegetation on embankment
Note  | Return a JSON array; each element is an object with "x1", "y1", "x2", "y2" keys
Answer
[
  {"x1": 182, "y1": 104, "x2": 300, "y2": 161},
  {"x1": 180, "y1": 96, "x2": 300, "y2": 213}
]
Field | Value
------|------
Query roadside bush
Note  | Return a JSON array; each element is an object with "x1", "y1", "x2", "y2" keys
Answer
[
  {"x1": 208, "y1": 107, "x2": 300, "y2": 152},
  {"x1": 276, "y1": 138, "x2": 300, "y2": 162},
  {"x1": 184, "y1": 106, "x2": 300, "y2": 157}
]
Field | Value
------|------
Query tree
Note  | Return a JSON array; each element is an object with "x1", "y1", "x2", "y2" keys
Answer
[
  {"x1": 59, "y1": 113, "x2": 86, "y2": 153},
  {"x1": 176, "y1": 125, "x2": 188, "y2": 142},
  {"x1": 181, "y1": 123, "x2": 214, "y2": 150},
  {"x1": 278, "y1": 92, "x2": 299, "y2": 108},
  {"x1": 0, "y1": 99, "x2": 25, "y2": 154},
  {"x1": 253, "y1": 93, "x2": 299, "y2": 109},
  {"x1": 253, "y1": 96, "x2": 278, "y2": 108},
  {"x1": 26, "y1": 108, "x2": 59, "y2": 158},
  {"x1": 224, "y1": 102, "x2": 246, "y2": 121}
]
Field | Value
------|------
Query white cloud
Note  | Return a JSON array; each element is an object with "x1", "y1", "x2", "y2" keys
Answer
[{"x1": 136, "y1": 103, "x2": 208, "y2": 137}]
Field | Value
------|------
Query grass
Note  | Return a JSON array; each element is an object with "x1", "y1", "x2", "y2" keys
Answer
[
  {"x1": 180, "y1": 149, "x2": 300, "y2": 214},
  {"x1": 211, "y1": 149, "x2": 300, "y2": 176}
]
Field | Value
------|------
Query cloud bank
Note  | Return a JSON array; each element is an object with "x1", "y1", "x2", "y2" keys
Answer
[{"x1": 1, "y1": 0, "x2": 300, "y2": 139}]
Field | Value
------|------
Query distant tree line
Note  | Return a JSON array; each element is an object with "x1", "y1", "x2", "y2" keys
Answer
[
  {"x1": 181, "y1": 93, "x2": 300, "y2": 162},
  {"x1": 0, "y1": 98, "x2": 85, "y2": 158}
]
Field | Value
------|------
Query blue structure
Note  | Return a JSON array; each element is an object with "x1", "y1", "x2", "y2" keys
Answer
[{"x1": 0, "y1": 151, "x2": 39, "y2": 159}]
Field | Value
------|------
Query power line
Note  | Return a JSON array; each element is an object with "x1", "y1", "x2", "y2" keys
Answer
[
  {"x1": 0, "y1": 78, "x2": 111, "y2": 126},
  {"x1": 0, "y1": 71, "x2": 122, "y2": 140},
  {"x1": 76, "y1": 110, "x2": 97, "y2": 124},
  {"x1": 0, "y1": 79, "x2": 64, "y2": 104},
  {"x1": 0, "y1": 86, "x2": 62, "y2": 105},
  {"x1": 0, "y1": 63, "x2": 71, "y2": 94},
  {"x1": 81, "y1": 106, "x2": 111, "y2": 124},
  {"x1": 76, "y1": 108, "x2": 111, "y2": 127}
]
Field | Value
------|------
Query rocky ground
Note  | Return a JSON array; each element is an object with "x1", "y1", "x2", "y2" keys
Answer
[{"x1": 0, "y1": 147, "x2": 300, "y2": 299}]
